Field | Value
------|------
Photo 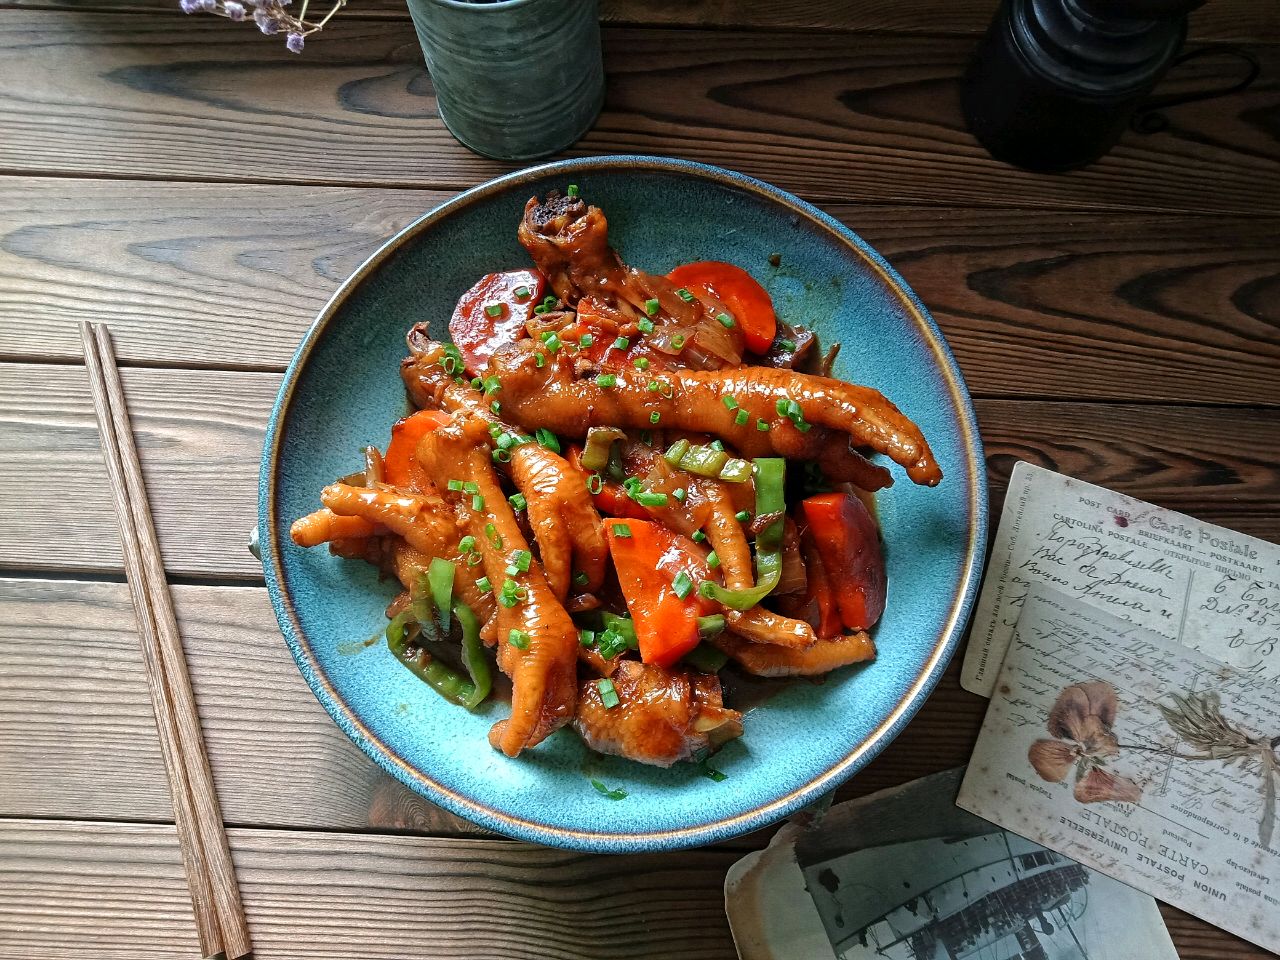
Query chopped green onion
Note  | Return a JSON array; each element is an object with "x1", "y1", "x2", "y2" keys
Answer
[
  {"x1": 587, "y1": 474, "x2": 604, "y2": 495},
  {"x1": 672, "y1": 487, "x2": 687, "y2": 503},
  {"x1": 716, "y1": 312, "x2": 735, "y2": 328},
  {"x1": 700, "y1": 760, "x2": 728, "y2": 782},
  {"x1": 492, "y1": 447, "x2": 511, "y2": 464},
  {"x1": 573, "y1": 571, "x2": 590, "y2": 588},
  {"x1": 458, "y1": 535, "x2": 476, "y2": 553},
  {"x1": 485, "y1": 523, "x2": 502, "y2": 549},
  {"x1": 600, "y1": 612, "x2": 639, "y2": 648},
  {"x1": 610, "y1": 522, "x2": 632, "y2": 539},
  {"x1": 579, "y1": 333, "x2": 594, "y2": 348},
  {"x1": 647, "y1": 381, "x2": 660, "y2": 393},
  {"x1": 543, "y1": 333, "x2": 562, "y2": 353},
  {"x1": 671, "y1": 334, "x2": 686, "y2": 350},
  {"x1": 597, "y1": 627, "x2": 629, "y2": 659},
  {"x1": 579, "y1": 629, "x2": 596, "y2": 647},
  {"x1": 707, "y1": 550, "x2": 720, "y2": 568},
  {"x1": 776, "y1": 398, "x2": 790, "y2": 416},
  {"x1": 643, "y1": 299, "x2": 660, "y2": 317},
  {"x1": 735, "y1": 510, "x2": 751, "y2": 523},
  {"x1": 466, "y1": 552, "x2": 483, "y2": 566},
  {"x1": 675, "y1": 287, "x2": 695, "y2": 303},
  {"x1": 428, "y1": 557, "x2": 456, "y2": 631},
  {"x1": 484, "y1": 303, "x2": 504, "y2": 318},
  {"x1": 567, "y1": 183, "x2": 579, "y2": 197},
  {"x1": 692, "y1": 530, "x2": 707, "y2": 544},
  {"x1": 757, "y1": 419, "x2": 770, "y2": 432},
  {"x1": 490, "y1": 401, "x2": 501, "y2": 414},
  {"x1": 613, "y1": 336, "x2": 630, "y2": 351},
  {"x1": 508, "y1": 493, "x2": 527, "y2": 511},
  {"x1": 597, "y1": 373, "x2": 617, "y2": 388},
  {"x1": 483, "y1": 376, "x2": 501, "y2": 394},
  {"x1": 677, "y1": 443, "x2": 729, "y2": 478},
  {"x1": 638, "y1": 316, "x2": 656, "y2": 332},
  {"x1": 622, "y1": 477, "x2": 643, "y2": 495},
  {"x1": 590, "y1": 778, "x2": 627, "y2": 801},
  {"x1": 596, "y1": 678, "x2": 620, "y2": 709},
  {"x1": 672, "y1": 570, "x2": 694, "y2": 599},
  {"x1": 462, "y1": 481, "x2": 480, "y2": 495},
  {"x1": 635, "y1": 491, "x2": 668, "y2": 507},
  {"x1": 472, "y1": 494, "x2": 485, "y2": 511},
  {"x1": 543, "y1": 295, "x2": 558, "y2": 308},
  {"x1": 734, "y1": 409, "x2": 749, "y2": 426},
  {"x1": 476, "y1": 576, "x2": 492, "y2": 593},
  {"x1": 535, "y1": 427, "x2": 561, "y2": 453},
  {"x1": 495, "y1": 433, "x2": 517, "y2": 451},
  {"x1": 710, "y1": 439, "x2": 725, "y2": 452},
  {"x1": 664, "y1": 439, "x2": 690, "y2": 466},
  {"x1": 722, "y1": 395, "x2": 739, "y2": 411},
  {"x1": 488, "y1": 424, "x2": 503, "y2": 438},
  {"x1": 779, "y1": 337, "x2": 797, "y2": 352},
  {"x1": 535, "y1": 351, "x2": 546, "y2": 368},
  {"x1": 514, "y1": 285, "x2": 531, "y2": 300},
  {"x1": 650, "y1": 411, "x2": 661, "y2": 424},
  {"x1": 511, "y1": 549, "x2": 532, "y2": 573},
  {"x1": 796, "y1": 421, "x2": 812, "y2": 432},
  {"x1": 447, "y1": 479, "x2": 464, "y2": 492},
  {"x1": 533, "y1": 304, "x2": 548, "y2": 315},
  {"x1": 508, "y1": 628, "x2": 530, "y2": 650},
  {"x1": 633, "y1": 357, "x2": 650, "y2": 370},
  {"x1": 470, "y1": 376, "x2": 483, "y2": 390}
]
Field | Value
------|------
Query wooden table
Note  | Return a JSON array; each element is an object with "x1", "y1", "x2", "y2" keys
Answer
[{"x1": 1, "y1": 1, "x2": 1277, "y2": 957}]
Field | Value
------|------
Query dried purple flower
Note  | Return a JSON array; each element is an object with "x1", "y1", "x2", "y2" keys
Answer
[
  {"x1": 224, "y1": 1, "x2": 246, "y2": 20},
  {"x1": 254, "y1": 6, "x2": 280, "y2": 34},
  {"x1": 179, "y1": 0, "x2": 200, "y2": 12},
  {"x1": 196, "y1": 0, "x2": 216, "y2": 10},
  {"x1": 286, "y1": 31, "x2": 305, "y2": 53}
]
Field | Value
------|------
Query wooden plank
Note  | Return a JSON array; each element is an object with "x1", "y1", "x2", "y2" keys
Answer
[
  {"x1": 0, "y1": 579, "x2": 481, "y2": 835},
  {"x1": 0, "y1": 819, "x2": 742, "y2": 960},
  {"x1": 4, "y1": 0, "x2": 1274, "y2": 43},
  {"x1": 0, "y1": 364, "x2": 272, "y2": 579},
  {"x1": 0, "y1": 14, "x2": 1276, "y2": 214},
  {"x1": 2, "y1": 363, "x2": 1277, "y2": 577},
  {"x1": 2, "y1": 179, "x2": 1278, "y2": 405},
  {"x1": 0, "y1": 822, "x2": 1273, "y2": 960}
]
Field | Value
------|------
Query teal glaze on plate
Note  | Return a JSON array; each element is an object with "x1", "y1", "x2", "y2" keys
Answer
[{"x1": 259, "y1": 156, "x2": 988, "y2": 852}]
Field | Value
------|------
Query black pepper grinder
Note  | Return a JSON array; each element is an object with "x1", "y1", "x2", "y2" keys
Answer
[{"x1": 961, "y1": 0, "x2": 1252, "y2": 172}]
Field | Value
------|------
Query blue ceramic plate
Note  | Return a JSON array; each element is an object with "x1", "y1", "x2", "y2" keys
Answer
[{"x1": 259, "y1": 156, "x2": 987, "y2": 852}]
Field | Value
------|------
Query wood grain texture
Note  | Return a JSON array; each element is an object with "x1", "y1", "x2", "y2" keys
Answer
[
  {"x1": 0, "y1": 801, "x2": 1273, "y2": 960},
  {"x1": 0, "y1": 363, "x2": 271, "y2": 578},
  {"x1": 3, "y1": 363, "x2": 1278, "y2": 577},
  {"x1": 0, "y1": 579, "x2": 480, "y2": 835},
  {"x1": 3, "y1": 179, "x2": 1278, "y2": 405},
  {"x1": 4, "y1": 0, "x2": 1275, "y2": 43},
  {"x1": 0, "y1": 819, "x2": 742, "y2": 960},
  {"x1": 0, "y1": 14, "x2": 1276, "y2": 213}
]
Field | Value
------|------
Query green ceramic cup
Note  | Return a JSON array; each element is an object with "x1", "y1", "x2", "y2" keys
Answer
[{"x1": 406, "y1": 0, "x2": 604, "y2": 160}]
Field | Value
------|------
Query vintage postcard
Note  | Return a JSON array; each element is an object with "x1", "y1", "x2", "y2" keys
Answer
[
  {"x1": 958, "y1": 589, "x2": 1280, "y2": 953},
  {"x1": 725, "y1": 768, "x2": 1178, "y2": 960},
  {"x1": 962, "y1": 461, "x2": 1280, "y2": 697}
]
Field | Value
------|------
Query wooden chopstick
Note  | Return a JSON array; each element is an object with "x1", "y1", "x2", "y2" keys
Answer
[{"x1": 80, "y1": 322, "x2": 253, "y2": 960}]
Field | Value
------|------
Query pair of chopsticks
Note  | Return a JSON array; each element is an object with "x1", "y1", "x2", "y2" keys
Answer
[{"x1": 80, "y1": 322, "x2": 253, "y2": 960}]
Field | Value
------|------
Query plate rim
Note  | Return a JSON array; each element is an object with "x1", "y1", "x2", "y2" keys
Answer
[{"x1": 258, "y1": 154, "x2": 989, "y2": 851}]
